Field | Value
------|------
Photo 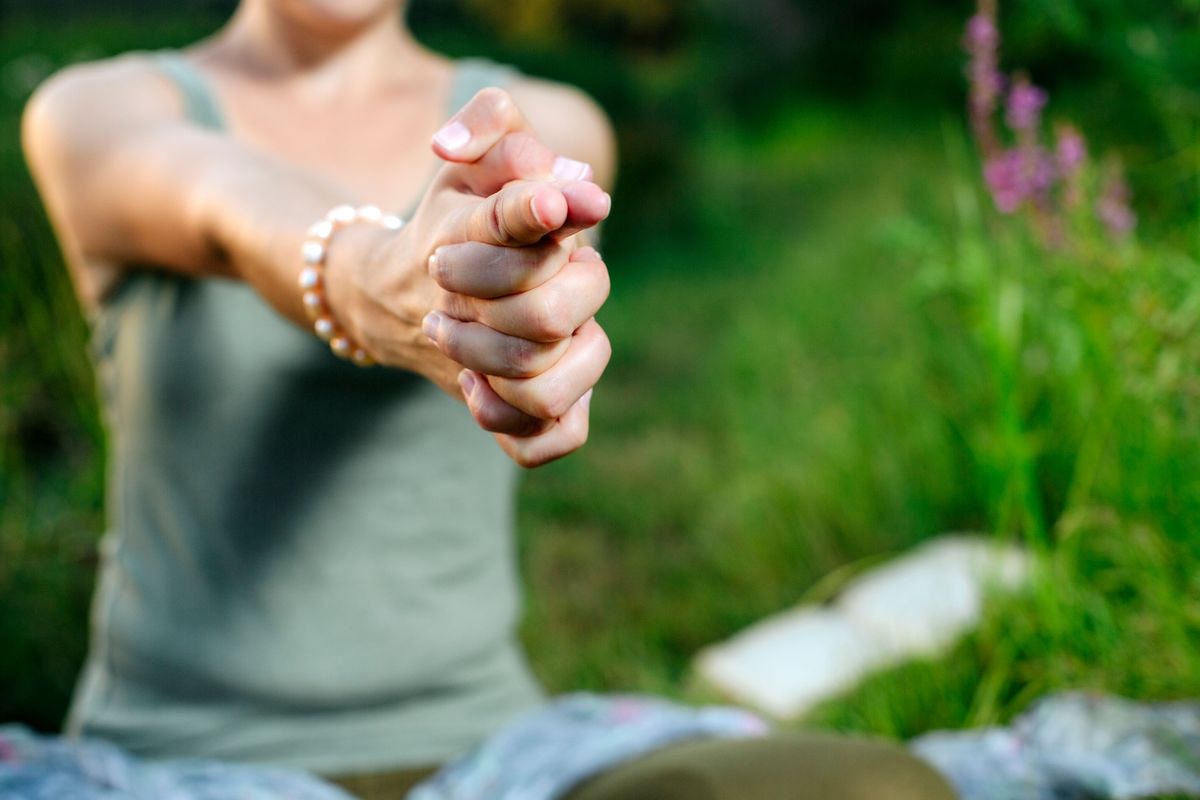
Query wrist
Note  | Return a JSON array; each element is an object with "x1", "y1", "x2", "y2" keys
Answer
[
  {"x1": 298, "y1": 204, "x2": 403, "y2": 367},
  {"x1": 322, "y1": 222, "x2": 393, "y2": 345},
  {"x1": 322, "y1": 216, "x2": 444, "y2": 377}
]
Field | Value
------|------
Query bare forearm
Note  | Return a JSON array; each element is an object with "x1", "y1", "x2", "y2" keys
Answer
[
  {"x1": 25, "y1": 58, "x2": 367, "y2": 330},
  {"x1": 190, "y1": 138, "x2": 468, "y2": 391},
  {"x1": 190, "y1": 138, "x2": 354, "y2": 325}
]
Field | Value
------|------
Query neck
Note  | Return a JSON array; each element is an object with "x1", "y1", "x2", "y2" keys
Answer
[{"x1": 209, "y1": 1, "x2": 422, "y2": 92}]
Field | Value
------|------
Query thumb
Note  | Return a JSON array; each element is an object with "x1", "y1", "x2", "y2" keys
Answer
[{"x1": 432, "y1": 87, "x2": 535, "y2": 163}]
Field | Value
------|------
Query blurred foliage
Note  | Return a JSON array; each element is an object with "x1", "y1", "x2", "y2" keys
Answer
[
  {"x1": 416, "y1": 0, "x2": 1200, "y2": 245},
  {"x1": 998, "y1": 0, "x2": 1200, "y2": 245}
]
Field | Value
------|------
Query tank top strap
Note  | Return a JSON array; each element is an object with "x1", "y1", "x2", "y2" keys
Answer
[
  {"x1": 446, "y1": 58, "x2": 519, "y2": 114},
  {"x1": 151, "y1": 50, "x2": 226, "y2": 131}
]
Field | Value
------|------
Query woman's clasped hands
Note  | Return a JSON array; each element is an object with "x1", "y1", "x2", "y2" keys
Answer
[{"x1": 327, "y1": 88, "x2": 612, "y2": 468}]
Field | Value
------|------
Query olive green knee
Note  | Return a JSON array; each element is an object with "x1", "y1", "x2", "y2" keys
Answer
[{"x1": 562, "y1": 734, "x2": 958, "y2": 800}]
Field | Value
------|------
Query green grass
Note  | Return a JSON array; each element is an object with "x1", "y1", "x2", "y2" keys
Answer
[
  {"x1": 517, "y1": 107, "x2": 977, "y2": 697},
  {"x1": 515, "y1": 103, "x2": 1200, "y2": 742},
  {"x1": 2, "y1": 15, "x2": 1198, "y2": 791}
]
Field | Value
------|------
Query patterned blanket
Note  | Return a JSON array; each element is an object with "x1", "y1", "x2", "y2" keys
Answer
[{"x1": 3, "y1": 692, "x2": 1197, "y2": 799}]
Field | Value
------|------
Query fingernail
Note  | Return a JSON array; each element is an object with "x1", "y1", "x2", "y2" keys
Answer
[
  {"x1": 427, "y1": 250, "x2": 441, "y2": 278},
  {"x1": 600, "y1": 192, "x2": 612, "y2": 215},
  {"x1": 530, "y1": 194, "x2": 547, "y2": 228},
  {"x1": 580, "y1": 389, "x2": 593, "y2": 411},
  {"x1": 458, "y1": 370, "x2": 477, "y2": 397},
  {"x1": 552, "y1": 156, "x2": 591, "y2": 182},
  {"x1": 433, "y1": 120, "x2": 471, "y2": 151},
  {"x1": 422, "y1": 311, "x2": 442, "y2": 344}
]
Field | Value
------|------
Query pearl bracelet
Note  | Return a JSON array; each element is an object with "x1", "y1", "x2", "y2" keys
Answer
[{"x1": 297, "y1": 203, "x2": 404, "y2": 367}]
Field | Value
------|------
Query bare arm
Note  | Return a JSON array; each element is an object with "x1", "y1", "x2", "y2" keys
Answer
[
  {"x1": 22, "y1": 55, "x2": 361, "y2": 325},
  {"x1": 24, "y1": 58, "x2": 616, "y2": 465},
  {"x1": 22, "y1": 58, "x2": 615, "y2": 305},
  {"x1": 26, "y1": 57, "x2": 481, "y2": 392},
  {"x1": 22, "y1": 58, "x2": 599, "y2": 394}
]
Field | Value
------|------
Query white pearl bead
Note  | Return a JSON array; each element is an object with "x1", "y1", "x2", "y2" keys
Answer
[
  {"x1": 314, "y1": 316, "x2": 336, "y2": 341},
  {"x1": 301, "y1": 204, "x2": 399, "y2": 367},
  {"x1": 356, "y1": 205, "x2": 383, "y2": 222},
  {"x1": 302, "y1": 290, "x2": 324, "y2": 320},
  {"x1": 308, "y1": 219, "x2": 334, "y2": 240},
  {"x1": 298, "y1": 267, "x2": 322, "y2": 290},
  {"x1": 302, "y1": 241, "x2": 326, "y2": 266},
  {"x1": 328, "y1": 204, "x2": 356, "y2": 224}
]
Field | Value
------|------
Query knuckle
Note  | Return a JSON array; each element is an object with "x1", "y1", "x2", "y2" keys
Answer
[
  {"x1": 514, "y1": 449, "x2": 542, "y2": 469},
  {"x1": 567, "y1": 420, "x2": 589, "y2": 451},
  {"x1": 595, "y1": 327, "x2": 613, "y2": 366},
  {"x1": 487, "y1": 197, "x2": 509, "y2": 244},
  {"x1": 502, "y1": 133, "x2": 539, "y2": 169},
  {"x1": 577, "y1": 259, "x2": 611, "y2": 308},
  {"x1": 594, "y1": 262, "x2": 612, "y2": 303},
  {"x1": 476, "y1": 86, "x2": 512, "y2": 112},
  {"x1": 516, "y1": 387, "x2": 553, "y2": 421},
  {"x1": 535, "y1": 386, "x2": 574, "y2": 421},
  {"x1": 528, "y1": 291, "x2": 572, "y2": 341},
  {"x1": 503, "y1": 336, "x2": 540, "y2": 378},
  {"x1": 440, "y1": 320, "x2": 463, "y2": 361},
  {"x1": 439, "y1": 292, "x2": 471, "y2": 321}
]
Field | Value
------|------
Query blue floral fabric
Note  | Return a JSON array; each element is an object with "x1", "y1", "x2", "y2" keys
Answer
[
  {"x1": 0, "y1": 725, "x2": 354, "y2": 800},
  {"x1": 0, "y1": 694, "x2": 766, "y2": 800},
  {"x1": 6, "y1": 691, "x2": 1196, "y2": 800},
  {"x1": 912, "y1": 692, "x2": 1200, "y2": 800},
  {"x1": 409, "y1": 693, "x2": 769, "y2": 800}
]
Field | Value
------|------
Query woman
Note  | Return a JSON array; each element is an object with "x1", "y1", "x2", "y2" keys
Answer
[{"x1": 22, "y1": 1, "x2": 957, "y2": 797}]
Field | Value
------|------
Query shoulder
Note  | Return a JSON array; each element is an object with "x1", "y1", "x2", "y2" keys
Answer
[
  {"x1": 22, "y1": 54, "x2": 190, "y2": 305},
  {"x1": 22, "y1": 53, "x2": 183, "y2": 174},
  {"x1": 507, "y1": 76, "x2": 617, "y2": 190}
]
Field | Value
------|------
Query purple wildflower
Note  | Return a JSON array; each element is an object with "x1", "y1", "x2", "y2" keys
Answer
[
  {"x1": 964, "y1": 6, "x2": 1002, "y2": 156},
  {"x1": 984, "y1": 147, "x2": 1055, "y2": 214},
  {"x1": 966, "y1": 0, "x2": 1135, "y2": 243},
  {"x1": 1054, "y1": 125, "x2": 1087, "y2": 176},
  {"x1": 984, "y1": 151, "x2": 1024, "y2": 213},
  {"x1": 1097, "y1": 165, "x2": 1136, "y2": 238},
  {"x1": 1006, "y1": 76, "x2": 1048, "y2": 133},
  {"x1": 965, "y1": 14, "x2": 998, "y2": 51},
  {"x1": 1054, "y1": 124, "x2": 1087, "y2": 210},
  {"x1": 1029, "y1": 149, "x2": 1055, "y2": 196}
]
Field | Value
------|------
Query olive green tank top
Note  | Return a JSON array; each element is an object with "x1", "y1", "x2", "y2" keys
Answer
[{"x1": 66, "y1": 52, "x2": 543, "y2": 775}]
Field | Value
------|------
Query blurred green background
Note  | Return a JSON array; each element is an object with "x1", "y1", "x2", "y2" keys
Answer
[{"x1": 2, "y1": 0, "x2": 1198, "y2": 757}]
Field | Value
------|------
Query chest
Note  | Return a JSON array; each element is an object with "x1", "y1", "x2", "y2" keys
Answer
[{"x1": 211, "y1": 73, "x2": 452, "y2": 210}]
